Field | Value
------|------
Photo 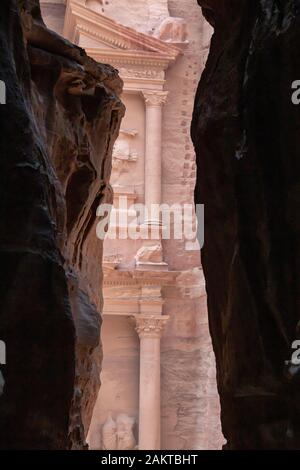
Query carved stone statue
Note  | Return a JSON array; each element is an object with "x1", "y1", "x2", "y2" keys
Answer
[
  {"x1": 111, "y1": 129, "x2": 139, "y2": 184},
  {"x1": 154, "y1": 17, "x2": 188, "y2": 43},
  {"x1": 116, "y1": 414, "x2": 136, "y2": 450},
  {"x1": 101, "y1": 413, "x2": 136, "y2": 450},
  {"x1": 101, "y1": 414, "x2": 117, "y2": 450},
  {"x1": 135, "y1": 244, "x2": 163, "y2": 265},
  {"x1": 113, "y1": 129, "x2": 139, "y2": 163}
]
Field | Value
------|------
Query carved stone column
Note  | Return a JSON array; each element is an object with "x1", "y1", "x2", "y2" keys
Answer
[
  {"x1": 142, "y1": 91, "x2": 168, "y2": 226},
  {"x1": 134, "y1": 315, "x2": 169, "y2": 450}
]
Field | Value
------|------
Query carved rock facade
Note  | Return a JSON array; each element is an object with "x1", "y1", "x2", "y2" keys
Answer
[{"x1": 0, "y1": 0, "x2": 123, "y2": 449}]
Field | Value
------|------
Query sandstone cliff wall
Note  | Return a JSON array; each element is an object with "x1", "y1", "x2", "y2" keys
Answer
[
  {"x1": 0, "y1": 0, "x2": 123, "y2": 449},
  {"x1": 192, "y1": 0, "x2": 300, "y2": 449},
  {"x1": 161, "y1": 0, "x2": 223, "y2": 450}
]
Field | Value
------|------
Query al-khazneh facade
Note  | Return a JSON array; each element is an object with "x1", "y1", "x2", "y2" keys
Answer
[{"x1": 41, "y1": 0, "x2": 224, "y2": 450}]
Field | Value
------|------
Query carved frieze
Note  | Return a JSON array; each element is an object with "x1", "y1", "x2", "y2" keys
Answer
[{"x1": 118, "y1": 67, "x2": 164, "y2": 80}]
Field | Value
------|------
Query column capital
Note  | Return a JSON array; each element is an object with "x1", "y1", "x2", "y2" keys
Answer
[
  {"x1": 133, "y1": 315, "x2": 169, "y2": 339},
  {"x1": 142, "y1": 90, "x2": 169, "y2": 107}
]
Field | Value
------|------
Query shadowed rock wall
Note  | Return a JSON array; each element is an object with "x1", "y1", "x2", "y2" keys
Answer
[
  {"x1": 192, "y1": 0, "x2": 300, "y2": 449},
  {"x1": 0, "y1": 0, "x2": 124, "y2": 449}
]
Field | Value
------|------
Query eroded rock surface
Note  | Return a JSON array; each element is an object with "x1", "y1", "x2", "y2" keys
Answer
[
  {"x1": 0, "y1": 0, "x2": 123, "y2": 449},
  {"x1": 192, "y1": 0, "x2": 300, "y2": 449}
]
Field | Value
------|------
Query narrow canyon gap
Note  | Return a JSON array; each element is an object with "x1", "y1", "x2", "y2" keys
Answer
[
  {"x1": 40, "y1": 0, "x2": 224, "y2": 450},
  {"x1": 192, "y1": 0, "x2": 300, "y2": 449},
  {"x1": 0, "y1": 0, "x2": 224, "y2": 451}
]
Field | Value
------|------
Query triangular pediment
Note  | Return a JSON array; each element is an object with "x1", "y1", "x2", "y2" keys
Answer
[
  {"x1": 63, "y1": 0, "x2": 181, "y2": 59},
  {"x1": 78, "y1": 35, "x2": 119, "y2": 50}
]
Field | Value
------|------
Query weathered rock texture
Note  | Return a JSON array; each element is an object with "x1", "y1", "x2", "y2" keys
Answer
[
  {"x1": 0, "y1": 0, "x2": 123, "y2": 449},
  {"x1": 161, "y1": 0, "x2": 223, "y2": 449},
  {"x1": 192, "y1": 0, "x2": 300, "y2": 449}
]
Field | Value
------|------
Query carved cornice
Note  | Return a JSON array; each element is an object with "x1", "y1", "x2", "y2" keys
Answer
[
  {"x1": 84, "y1": 49, "x2": 174, "y2": 70},
  {"x1": 134, "y1": 315, "x2": 169, "y2": 339},
  {"x1": 142, "y1": 91, "x2": 169, "y2": 107}
]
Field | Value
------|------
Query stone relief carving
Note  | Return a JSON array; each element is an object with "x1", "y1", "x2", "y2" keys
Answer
[
  {"x1": 116, "y1": 414, "x2": 137, "y2": 450},
  {"x1": 118, "y1": 68, "x2": 164, "y2": 80},
  {"x1": 135, "y1": 244, "x2": 162, "y2": 265},
  {"x1": 154, "y1": 17, "x2": 188, "y2": 44},
  {"x1": 103, "y1": 254, "x2": 123, "y2": 264},
  {"x1": 113, "y1": 129, "x2": 139, "y2": 163},
  {"x1": 111, "y1": 129, "x2": 139, "y2": 184},
  {"x1": 101, "y1": 414, "x2": 117, "y2": 450},
  {"x1": 101, "y1": 413, "x2": 137, "y2": 450}
]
